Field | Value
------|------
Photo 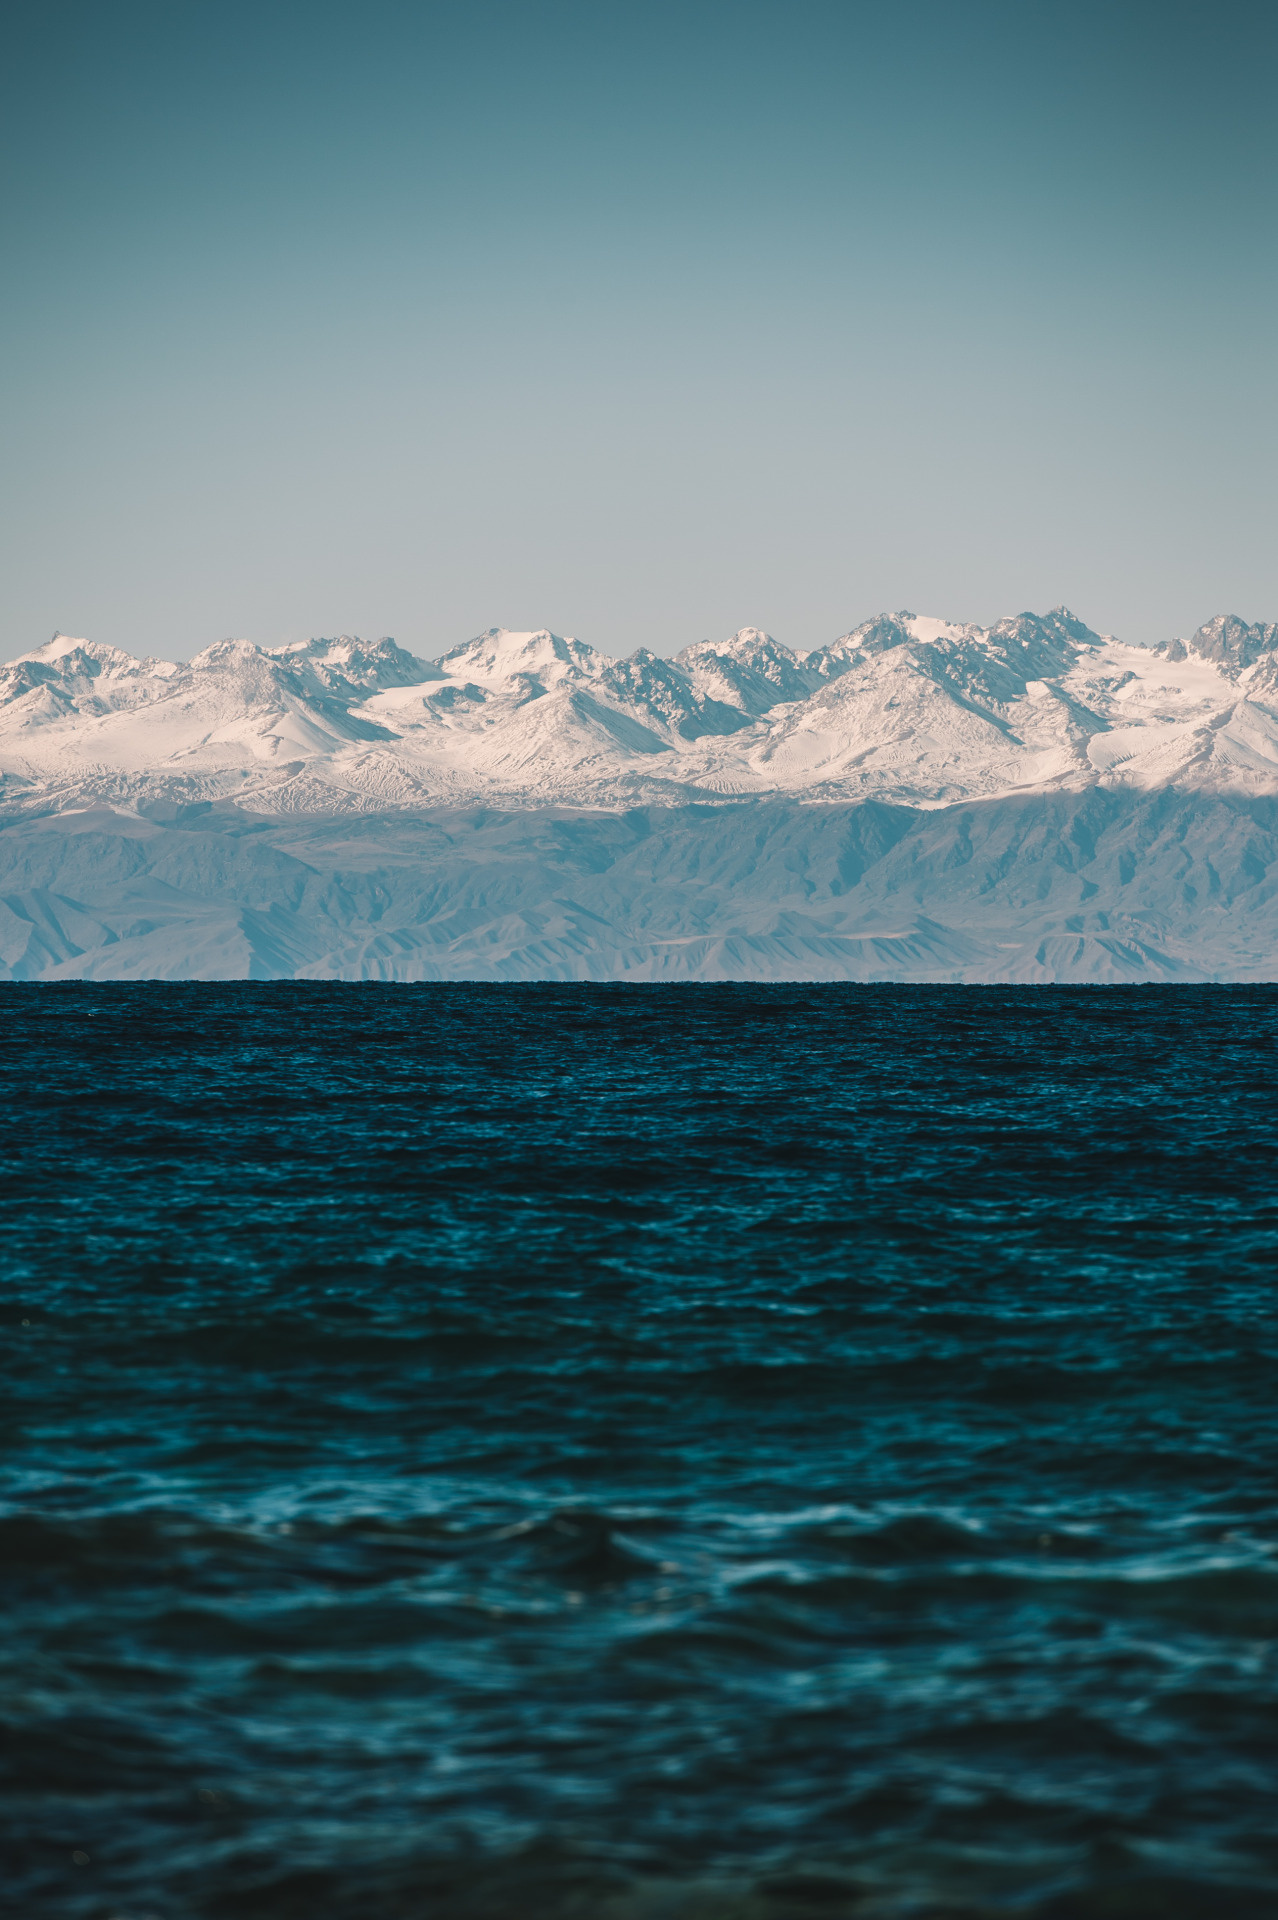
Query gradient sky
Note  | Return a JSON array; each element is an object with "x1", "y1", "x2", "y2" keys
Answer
[{"x1": 1, "y1": 0, "x2": 1274, "y2": 663}]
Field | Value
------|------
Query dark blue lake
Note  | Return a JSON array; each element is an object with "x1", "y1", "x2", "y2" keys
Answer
[{"x1": 3, "y1": 984, "x2": 1277, "y2": 1919}]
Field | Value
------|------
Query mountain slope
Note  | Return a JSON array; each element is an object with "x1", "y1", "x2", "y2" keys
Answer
[{"x1": 3, "y1": 789, "x2": 1278, "y2": 982}]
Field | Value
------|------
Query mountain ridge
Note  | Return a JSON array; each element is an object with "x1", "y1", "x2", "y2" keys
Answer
[
  {"x1": 5, "y1": 606, "x2": 1278, "y2": 818},
  {"x1": 5, "y1": 606, "x2": 1278, "y2": 982},
  {"x1": 4, "y1": 788, "x2": 1278, "y2": 983}
]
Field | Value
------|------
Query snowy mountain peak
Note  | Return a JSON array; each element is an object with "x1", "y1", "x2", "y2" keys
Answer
[
  {"x1": 806, "y1": 613, "x2": 919, "y2": 675},
  {"x1": 188, "y1": 638, "x2": 263, "y2": 671},
  {"x1": 0, "y1": 633, "x2": 179, "y2": 729},
  {"x1": 903, "y1": 615, "x2": 975, "y2": 645},
  {"x1": 434, "y1": 627, "x2": 602, "y2": 690},
  {"x1": 710, "y1": 626, "x2": 783, "y2": 655},
  {"x1": 1165, "y1": 615, "x2": 1278, "y2": 674},
  {"x1": 33, "y1": 632, "x2": 95, "y2": 661},
  {"x1": 272, "y1": 635, "x2": 441, "y2": 697},
  {"x1": 673, "y1": 629, "x2": 814, "y2": 714},
  {"x1": 15, "y1": 632, "x2": 172, "y2": 676}
]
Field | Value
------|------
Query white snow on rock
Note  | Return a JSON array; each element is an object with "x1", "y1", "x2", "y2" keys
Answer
[
  {"x1": 7, "y1": 607, "x2": 1278, "y2": 817},
  {"x1": 3, "y1": 609, "x2": 1278, "y2": 979}
]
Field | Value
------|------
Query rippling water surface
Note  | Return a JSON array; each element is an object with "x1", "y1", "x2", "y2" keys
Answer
[{"x1": 3, "y1": 983, "x2": 1277, "y2": 1919}]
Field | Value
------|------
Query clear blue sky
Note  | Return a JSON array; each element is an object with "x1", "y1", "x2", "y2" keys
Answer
[{"x1": 1, "y1": 0, "x2": 1274, "y2": 662}]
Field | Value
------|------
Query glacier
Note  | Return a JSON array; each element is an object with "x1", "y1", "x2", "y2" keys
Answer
[{"x1": 3, "y1": 608, "x2": 1278, "y2": 981}]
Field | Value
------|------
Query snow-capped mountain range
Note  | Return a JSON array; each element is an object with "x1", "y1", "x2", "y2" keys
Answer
[
  {"x1": 4, "y1": 607, "x2": 1278, "y2": 814},
  {"x1": 4, "y1": 608, "x2": 1278, "y2": 983}
]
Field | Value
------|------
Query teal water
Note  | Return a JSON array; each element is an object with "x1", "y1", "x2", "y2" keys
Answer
[{"x1": 3, "y1": 984, "x2": 1277, "y2": 1918}]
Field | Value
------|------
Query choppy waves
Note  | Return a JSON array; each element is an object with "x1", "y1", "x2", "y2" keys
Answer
[{"x1": 3, "y1": 984, "x2": 1277, "y2": 1917}]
